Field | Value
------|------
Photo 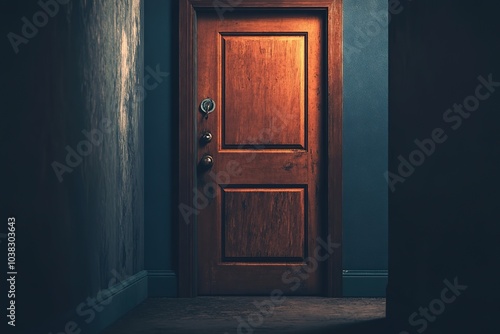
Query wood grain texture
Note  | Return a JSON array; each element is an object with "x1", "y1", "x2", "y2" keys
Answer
[
  {"x1": 178, "y1": 0, "x2": 343, "y2": 297},
  {"x1": 197, "y1": 10, "x2": 324, "y2": 295},
  {"x1": 326, "y1": 0, "x2": 343, "y2": 298},
  {"x1": 178, "y1": 0, "x2": 196, "y2": 297},
  {"x1": 223, "y1": 34, "x2": 306, "y2": 148},
  {"x1": 223, "y1": 187, "x2": 306, "y2": 259}
]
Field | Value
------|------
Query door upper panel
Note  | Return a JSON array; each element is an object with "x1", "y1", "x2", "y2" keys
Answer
[{"x1": 222, "y1": 34, "x2": 307, "y2": 149}]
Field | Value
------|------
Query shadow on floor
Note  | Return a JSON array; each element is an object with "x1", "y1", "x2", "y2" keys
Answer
[
  {"x1": 291, "y1": 318, "x2": 386, "y2": 334},
  {"x1": 103, "y1": 297, "x2": 386, "y2": 334}
]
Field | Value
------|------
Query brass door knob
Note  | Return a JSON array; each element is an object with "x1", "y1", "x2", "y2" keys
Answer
[{"x1": 200, "y1": 154, "x2": 214, "y2": 169}]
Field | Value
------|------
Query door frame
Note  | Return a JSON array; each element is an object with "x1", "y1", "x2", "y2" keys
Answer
[{"x1": 178, "y1": 0, "x2": 343, "y2": 297}]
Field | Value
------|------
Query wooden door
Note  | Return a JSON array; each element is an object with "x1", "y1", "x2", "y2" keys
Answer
[{"x1": 196, "y1": 10, "x2": 328, "y2": 295}]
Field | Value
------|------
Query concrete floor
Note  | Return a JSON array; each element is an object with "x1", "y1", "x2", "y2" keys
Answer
[{"x1": 103, "y1": 297, "x2": 386, "y2": 334}]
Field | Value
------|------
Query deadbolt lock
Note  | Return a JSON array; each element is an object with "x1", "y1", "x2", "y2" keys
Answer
[
  {"x1": 200, "y1": 154, "x2": 214, "y2": 169},
  {"x1": 200, "y1": 131, "x2": 213, "y2": 144}
]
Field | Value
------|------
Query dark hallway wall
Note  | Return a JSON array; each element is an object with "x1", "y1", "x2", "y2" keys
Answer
[
  {"x1": 388, "y1": 0, "x2": 500, "y2": 332},
  {"x1": 143, "y1": 0, "x2": 177, "y2": 295},
  {"x1": 2, "y1": 1, "x2": 144, "y2": 333},
  {"x1": 342, "y1": 0, "x2": 388, "y2": 295}
]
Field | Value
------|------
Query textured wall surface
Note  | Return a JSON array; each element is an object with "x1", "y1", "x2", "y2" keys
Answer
[
  {"x1": 3, "y1": 0, "x2": 144, "y2": 331},
  {"x1": 77, "y1": 0, "x2": 144, "y2": 293}
]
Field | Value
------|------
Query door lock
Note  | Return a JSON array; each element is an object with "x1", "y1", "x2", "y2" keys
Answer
[
  {"x1": 200, "y1": 98, "x2": 216, "y2": 118},
  {"x1": 200, "y1": 131, "x2": 213, "y2": 145},
  {"x1": 199, "y1": 154, "x2": 214, "y2": 169}
]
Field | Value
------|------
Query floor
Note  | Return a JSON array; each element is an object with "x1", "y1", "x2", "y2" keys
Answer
[{"x1": 103, "y1": 297, "x2": 386, "y2": 334}]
